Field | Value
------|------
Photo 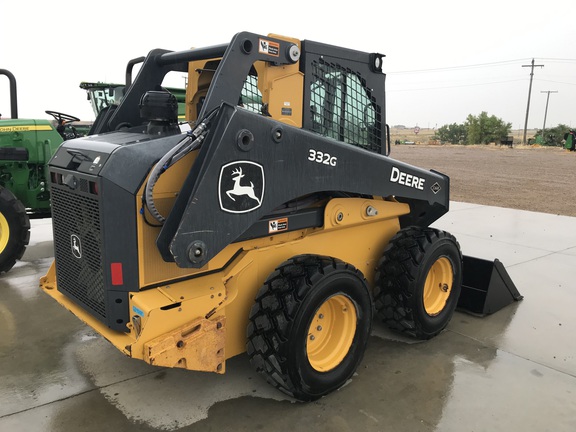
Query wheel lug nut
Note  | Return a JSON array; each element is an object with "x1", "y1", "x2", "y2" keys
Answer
[
  {"x1": 317, "y1": 326, "x2": 322, "y2": 331},
  {"x1": 309, "y1": 335, "x2": 315, "y2": 341},
  {"x1": 319, "y1": 314, "x2": 324, "y2": 319}
]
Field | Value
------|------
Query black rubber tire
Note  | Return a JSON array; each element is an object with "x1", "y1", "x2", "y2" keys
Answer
[
  {"x1": 374, "y1": 226, "x2": 463, "y2": 340},
  {"x1": 0, "y1": 187, "x2": 30, "y2": 274},
  {"x1": 246, "y1": 255, "x2": 373, "y2": 401}
]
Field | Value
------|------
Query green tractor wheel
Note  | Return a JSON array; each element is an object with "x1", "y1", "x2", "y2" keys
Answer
[{"x1": 0, "y1": 187, "x2": 30, "y2": 274}]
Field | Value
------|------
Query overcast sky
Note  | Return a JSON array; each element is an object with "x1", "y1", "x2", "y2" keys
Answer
[{"x1": 1, "y1": 0, "x2": 574, "y2": 131}]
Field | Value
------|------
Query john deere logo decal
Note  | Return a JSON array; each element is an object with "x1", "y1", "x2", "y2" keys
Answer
[
  {"x1": 71, "y1": 234, "x2": 82, "y2": 259},
  {"x1": 219, "y1": 161, "x2": 265, "y2": 214}
]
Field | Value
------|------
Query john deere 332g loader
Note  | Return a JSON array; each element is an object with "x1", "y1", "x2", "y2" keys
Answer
[{"x1": 40, "y1": 32, "x2": 521, "y2": 401}]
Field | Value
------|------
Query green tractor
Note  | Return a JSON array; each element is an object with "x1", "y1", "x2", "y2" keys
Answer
[
  {"x1": 80, "y1": 56, "x2": 187, "y2": 125},
  {"x1": 0, "y1": 69, "x2": 87, "y2": 273},
  {"x1": 80, "y1": 81, "x2": 187, "y2": 123},
  {"x1": 0, "y1": 65, "x2": 187, "y2": 274}
]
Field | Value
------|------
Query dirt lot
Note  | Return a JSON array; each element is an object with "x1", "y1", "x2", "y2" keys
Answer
[{"x1": 388, "y1": 144, "x2": 576, "y2": 217}]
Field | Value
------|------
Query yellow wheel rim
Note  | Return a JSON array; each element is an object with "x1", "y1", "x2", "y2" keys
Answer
[
  {"x1": 307, "y1": 294, "x2": 357, "y2": 372},
  {"x1": 423, "y1": 257, "x2": 454, "y2": 316},
  {"x1": 0, "y1": 212, "x2": 9, "y2": 253}
]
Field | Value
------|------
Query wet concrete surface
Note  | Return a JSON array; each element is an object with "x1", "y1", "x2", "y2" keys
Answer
[{"x1": 1, "y1": 204, "x2": 575, "y2": 431}]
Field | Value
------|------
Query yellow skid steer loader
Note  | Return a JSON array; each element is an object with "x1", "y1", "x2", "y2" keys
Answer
[{"x1": 40, "y1": 32, "x2": 521, "y2": 401}]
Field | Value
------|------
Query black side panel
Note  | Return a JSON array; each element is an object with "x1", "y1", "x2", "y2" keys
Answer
[
  {"x1": 99, "y1": 178, "x2": 139, "y2": 330},
  {"x1": 157, "y1": 105, "x2": 449, "y2": 268}
]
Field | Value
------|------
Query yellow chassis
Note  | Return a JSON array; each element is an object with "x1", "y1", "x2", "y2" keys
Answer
[{"x1": 40, "y1": 198, "x2": 409, "y2": 374}]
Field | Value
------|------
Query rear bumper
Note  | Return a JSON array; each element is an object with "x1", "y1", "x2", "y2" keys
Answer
[{"x1": 40, "y1": 261, "x2": 227, "y2": 373}]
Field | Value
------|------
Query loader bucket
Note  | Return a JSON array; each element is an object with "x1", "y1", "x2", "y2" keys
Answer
[{"x1": 457, "y1": 256, "x2": 523, "y2": 316}]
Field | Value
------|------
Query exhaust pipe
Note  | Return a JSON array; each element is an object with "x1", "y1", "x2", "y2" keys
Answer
[{"x1": 0, "y1": 69, "x2": 18, "y2": 119}]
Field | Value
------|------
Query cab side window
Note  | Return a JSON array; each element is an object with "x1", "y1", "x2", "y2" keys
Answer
[{"x1": 309, "y1": 60, "x2": 380, "y2": 152}]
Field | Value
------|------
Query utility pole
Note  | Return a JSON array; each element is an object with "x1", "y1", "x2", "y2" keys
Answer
[
  {"x1": 540, "y1": 90, "x2": 558, "y2": 144},
  {"x1": 522, "y1": 59, "x2": 544, "y2": 144}
]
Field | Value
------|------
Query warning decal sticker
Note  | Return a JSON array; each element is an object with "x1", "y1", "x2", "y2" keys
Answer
[
  {"x1": 259, "y1": 39, "x2": 280, "y2": 57},
  {"x1": 269, "y1": 218, "x2": 288, "y2": 234}
]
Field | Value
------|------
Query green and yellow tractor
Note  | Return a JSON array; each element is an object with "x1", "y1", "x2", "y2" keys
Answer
[
  {"x1": 0, "y1": 69, "x2": 88, "y2": 273},
  {"x1": 0, "y1": 64, "x2": 186, "y2": 274}
]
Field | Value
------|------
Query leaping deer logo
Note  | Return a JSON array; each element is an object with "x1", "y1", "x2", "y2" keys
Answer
[
  {"x1": 226, "y1": 167, "x2": 261, "y2": 205},
  {"x1": 218, "y1": 161, "x2": 265, "y2": 214},
  {"x1": 71, "y1": 234, "x2": 82, "y2": 259}
]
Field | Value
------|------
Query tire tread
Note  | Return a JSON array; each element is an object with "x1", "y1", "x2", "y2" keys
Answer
[
  {"x1": 0, "y1": 187, "x2": 31, "y2": 274},
  {"x1": 246, "y1": 255, "x2": 368, "y2": 400},
  {"x1": 374, "y1": 226, "x2": 462, "y2": 339}
]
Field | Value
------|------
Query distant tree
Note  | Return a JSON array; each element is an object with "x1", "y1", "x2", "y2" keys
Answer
[
  {"x1": 434, "y1": 123, "x2": 467, "y2": 144},
  {"x1": 465, "y1": 111, "x2": 511, "y2": 144},
  {"x1": 533, "y1": 123, "x2": 571, "y2": 146}
]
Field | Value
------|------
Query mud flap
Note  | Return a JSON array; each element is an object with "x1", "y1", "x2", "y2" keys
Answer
[{"x1": 457, "y1": 256, "x2": 523, "y2": 316}]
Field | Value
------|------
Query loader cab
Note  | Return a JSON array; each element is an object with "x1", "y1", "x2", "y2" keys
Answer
[
  {"x1": 184, "y1": 36, "x2": 385, "y2": 154},
  {"x1": 186, "y1": 59, "x2": 284, "y2": 125},
  {"x1": 88, "y1": 32, "x2": 386, "y2": 154}
]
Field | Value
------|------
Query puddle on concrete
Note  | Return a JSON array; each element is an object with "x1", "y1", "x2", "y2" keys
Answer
[{"x1": 74, "y1": 334, "x2": 292, "y2": 430}]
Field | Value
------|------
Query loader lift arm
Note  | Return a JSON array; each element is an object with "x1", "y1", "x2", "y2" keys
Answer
[
  {"x1": 97, "y1": 31, "x2": 450, "y2": 267},
  {"x1": 90, "y1": 33, "x2": 300, "y2": 134},
  {"x1": 156, "y1": 104, "x2": 450, "y2": 267}
]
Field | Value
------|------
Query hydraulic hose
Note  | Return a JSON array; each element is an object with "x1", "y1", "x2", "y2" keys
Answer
[{"x1": 144, "y1": 111, "x2": 216, "y2": 224}]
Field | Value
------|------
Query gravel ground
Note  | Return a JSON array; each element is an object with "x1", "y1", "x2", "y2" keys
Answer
[{"x1": 389, "y1": 144, "x2": 576, "y2": 217}]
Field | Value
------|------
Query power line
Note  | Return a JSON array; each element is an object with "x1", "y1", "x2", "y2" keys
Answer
[
  {"x1": 387, "y1": 57, "x2": 576, "y2": 75},
  {"x1": 388, "y1": 58, "x2": 530, "y2": 74},
  {"x1": 522, "y1": 59, "x2": 544, "y2": 144},
  {"x1": 536, "y1": 57, "x2": 576, "y2": 63},
  {"x1": 539, "y1": 79, "x2": 576, "y2": 86},
  {"x1": 388, "y1": 78, "x2": 526, "y2": 92}
]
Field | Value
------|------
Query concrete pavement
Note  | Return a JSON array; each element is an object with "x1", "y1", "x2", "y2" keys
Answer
[{"x1": 1, "y1": 202, "x2": 575, "y2": 431}]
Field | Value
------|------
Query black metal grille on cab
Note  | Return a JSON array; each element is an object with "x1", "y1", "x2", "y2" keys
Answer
[
  {"x1": 309, "y1": 60, "x2": 382, "y2": 153},
  {"x1": 51, "y1": 185, "x2": 106, "y2": 319}
]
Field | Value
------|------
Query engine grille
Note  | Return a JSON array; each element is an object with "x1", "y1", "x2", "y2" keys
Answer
[{"x1": 51, "y1": 184, "x2": 106, "y2": 319}]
